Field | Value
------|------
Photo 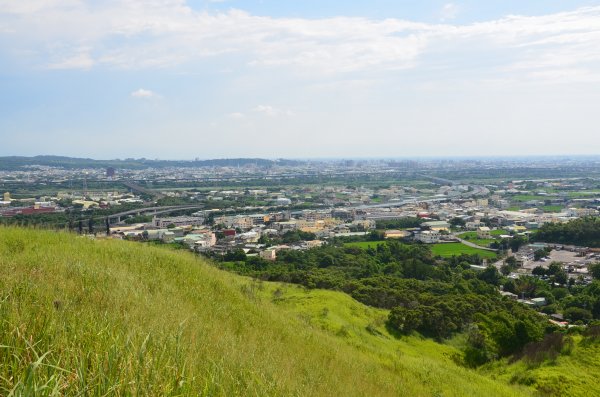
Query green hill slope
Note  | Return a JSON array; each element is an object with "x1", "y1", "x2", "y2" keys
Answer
[
  {"x1": 482, "y1": 337, "x2": 600, "y2": 396},
  {"x1": 0, "y1": 227, "x2": 530, "y2": 396}
]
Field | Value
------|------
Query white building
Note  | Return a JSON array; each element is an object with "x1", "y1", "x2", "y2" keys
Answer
[{"x1": 415, "y1": 230, "x2": 440, "y2": 244}]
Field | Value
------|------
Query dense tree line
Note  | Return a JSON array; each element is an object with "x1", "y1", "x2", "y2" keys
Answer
[
  {"x1": 216, "y1": 240, "x2": 553, "y2": 364},
  {"x1": 211, "y1": 234, "x2": 600, "y2": 367},
  {"x1": 0, "y1": 202, "x2": 146, "y2": 228},
  {"x1": 0, "y1": 155, "x2": 302, "y2": 170},
  {"x1": 535, "y1": 217, "x2": 600, "y2": 247},
  {"x1": 375, "y1": 217, "x2": 424, "y2": 230}
]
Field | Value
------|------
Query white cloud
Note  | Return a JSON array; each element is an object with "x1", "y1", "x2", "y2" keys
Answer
[
  {"x1": 131, "y1": 88, "x2": 159, "y2": 98},
  {"x1": 228, "y1": 112, "x2": 245, "y2": 119},
  {"x1": 440, "y1": 3, "x2": 459, "y2": 21},
  {"x1": 47, "y1": 49, "x2": 94, "y2": 69},
  {"x1": 253, "y1": 105, "x2": 294, "y2": 117},
  {"x1": 0, "y1": 0, "x2": 81, "y2": 15},
  {"x1": 1, "y1": 1, "x2": 600, "y2": 83}
]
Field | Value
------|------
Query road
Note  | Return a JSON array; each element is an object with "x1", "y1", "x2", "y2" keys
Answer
[
  {"x1": 107, "y1": 205, "x2": 204, "y2": 223},
  {"x1": 452, "y1": 234, "x2": 499, "y2": 253},
  {"x1": 123, "y1": 181, "x2": 165, "y2": 199}
]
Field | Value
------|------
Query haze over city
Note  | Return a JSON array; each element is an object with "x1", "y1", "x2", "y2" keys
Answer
[{"x1": 1, "y1": 0, "x2": 600, "y2": 158}]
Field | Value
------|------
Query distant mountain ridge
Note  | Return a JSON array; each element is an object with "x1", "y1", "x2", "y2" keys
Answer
[{"x1": 0, "y1": 155, "x2": 303, "y2": 170}]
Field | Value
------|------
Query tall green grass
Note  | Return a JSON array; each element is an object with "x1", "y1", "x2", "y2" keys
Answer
[
  {"x1": 482, "y1": 335, "x2": 600, "y2": 396},
  {"x1": 430, "y1": 243, "x2": 497, "y2": 259},
  {"x1": 1, "y1": 227, "x2": 525, "y2": 396}
]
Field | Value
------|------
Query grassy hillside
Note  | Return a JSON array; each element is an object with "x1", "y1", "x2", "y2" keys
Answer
[
  {"x1": 481, "y1": 336, "x2": 600, "y2": 396},
  {"x1": 0, "y1": 227, "x2": 529, "y2": 396},
  {"x1": 254, "y1": 282, "x2": 532, "y2": 395}
]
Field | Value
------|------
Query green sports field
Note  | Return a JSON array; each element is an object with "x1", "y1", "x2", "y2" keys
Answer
[{"x1": 430, "y1": 242, "x2": 497, "y2": 259}]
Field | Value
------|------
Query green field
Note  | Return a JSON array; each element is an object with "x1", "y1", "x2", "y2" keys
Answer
[
  {"x1": 458, "y1": 232, "x2": 495, "y2": 247},
  {"x1": 542, "y1": 205, "x2": 564, "y2": 213},
  {"x1": 345, "y1": 240, "x2": 498, "y2": 258},
  {"x1": 344, "y1": 241, "x2": 387, "y2": 249},
  {"x1": 430, "y1": 242, "x2": 497, "y2": 259},
  {"x1": 568, "y1": 190, "x2": 600, "y2": 198},
  {"x1": 511, "y1": 194, "x2": 544, "y2": 202},
  {"x1": 459, "y1": 230, "x2": 510, "y2": 246}
]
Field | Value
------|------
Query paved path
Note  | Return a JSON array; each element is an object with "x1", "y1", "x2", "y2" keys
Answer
[{"x1": 451, "y1": 234, "x2": 499, "y2": 252}]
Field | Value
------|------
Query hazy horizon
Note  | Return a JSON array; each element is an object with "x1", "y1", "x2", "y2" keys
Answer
[{"x1": 4, "y1": 153, "x2": 600, "y2": 162}]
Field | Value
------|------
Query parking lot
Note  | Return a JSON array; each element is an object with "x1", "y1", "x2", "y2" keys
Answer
[{"x1": 520, "y1": 249, "x2": 598, "y2": 277}]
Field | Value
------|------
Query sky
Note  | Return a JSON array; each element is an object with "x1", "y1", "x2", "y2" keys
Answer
[{"x1": 1, "y1": 0, "x2": 600, "y2": 160}]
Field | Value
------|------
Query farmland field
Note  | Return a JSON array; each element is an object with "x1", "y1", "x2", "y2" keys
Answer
[
  {"x1": 458, "y1": 231, "x2": 499, "y2": 247},
  {"x1": 430, "y1": 243, "x2": 497, "y2": 259},
  {"x1": 344, "y1": 241, "x2": 387, "y2": 249}
]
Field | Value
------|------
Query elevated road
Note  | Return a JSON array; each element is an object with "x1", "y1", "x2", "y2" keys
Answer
[
  {"x1": 107, "y1": 205, "x2": 204, "y2": 223},
  {"x1": 123, "y1": 181, "x2": 165, "y2": 199}
]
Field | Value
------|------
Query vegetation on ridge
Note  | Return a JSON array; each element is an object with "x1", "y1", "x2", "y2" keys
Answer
[{"x1": 0, "y1": 227, "x2": 529, "y2": 396}]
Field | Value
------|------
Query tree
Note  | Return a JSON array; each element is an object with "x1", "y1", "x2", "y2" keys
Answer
[
  {"x1": 503, "y1": 279, "x2": 516, "y2": 294},
  {"x1": 553, "y1": 270, "x2": 568, "y2": 285},
  {"x1": 449, "y1": 217, "x2": 466, "y2": 228},
  {"x1": 535, "y1": 217, "x2": 600, "y2": 247},
  {"x1": 480, "y1": 217, "x2": 493, "y2": 227},
  {"x1": 505, "y1": 256, "x2": 517, "y2": 267},
  {"x1": 478, "y1": 266, "x2": 501, "y2": 286},
  {"x1": 368, "y1": 230, "x2": 385, "y2": 241},
  {"x1": 534, "y1": 249, "x2": 546, "y2": 261},
  {"x1": 224, "y1": 249, "x2": 247, "y2": 262},
  {"x1": 564, "y1": 307, "x2": 593, "y2": 322},
  {"x1": 509, "y1": 236, "x2": 527, "y2": 252},
  {"x1": 547, "y1": 262, "x2": 563, "y2": 276},
  {"x1": 532, "y1": 266, "x2": 546, "y2": 276},
  {"x1": 388, "y1": 306, "x2": 423, "y2": 334},
  {"x1": 589, "y1": 263, "x2": 600, "y2": 280},
  {"x1": 464, "y1": 327, "x2": 493, "y2": 367},
  {"x1": 319, "y1": 254, "x2": 335, "y2": 268}
]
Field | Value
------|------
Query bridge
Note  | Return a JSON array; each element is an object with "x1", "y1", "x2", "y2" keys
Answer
[
  {"x1": 418, "y1": 174, "x2": 458, "y2": 186},
  {"x1": 122, "y1": 181, "x2": 165, "y2": 199},
  {"x1": 107, "y1": 205, "x2": 204, "y2": 224}
]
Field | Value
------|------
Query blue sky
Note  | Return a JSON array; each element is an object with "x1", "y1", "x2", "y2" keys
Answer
[{"x1": 1, "y1": 1, "x2": 600, "y2": 159}]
